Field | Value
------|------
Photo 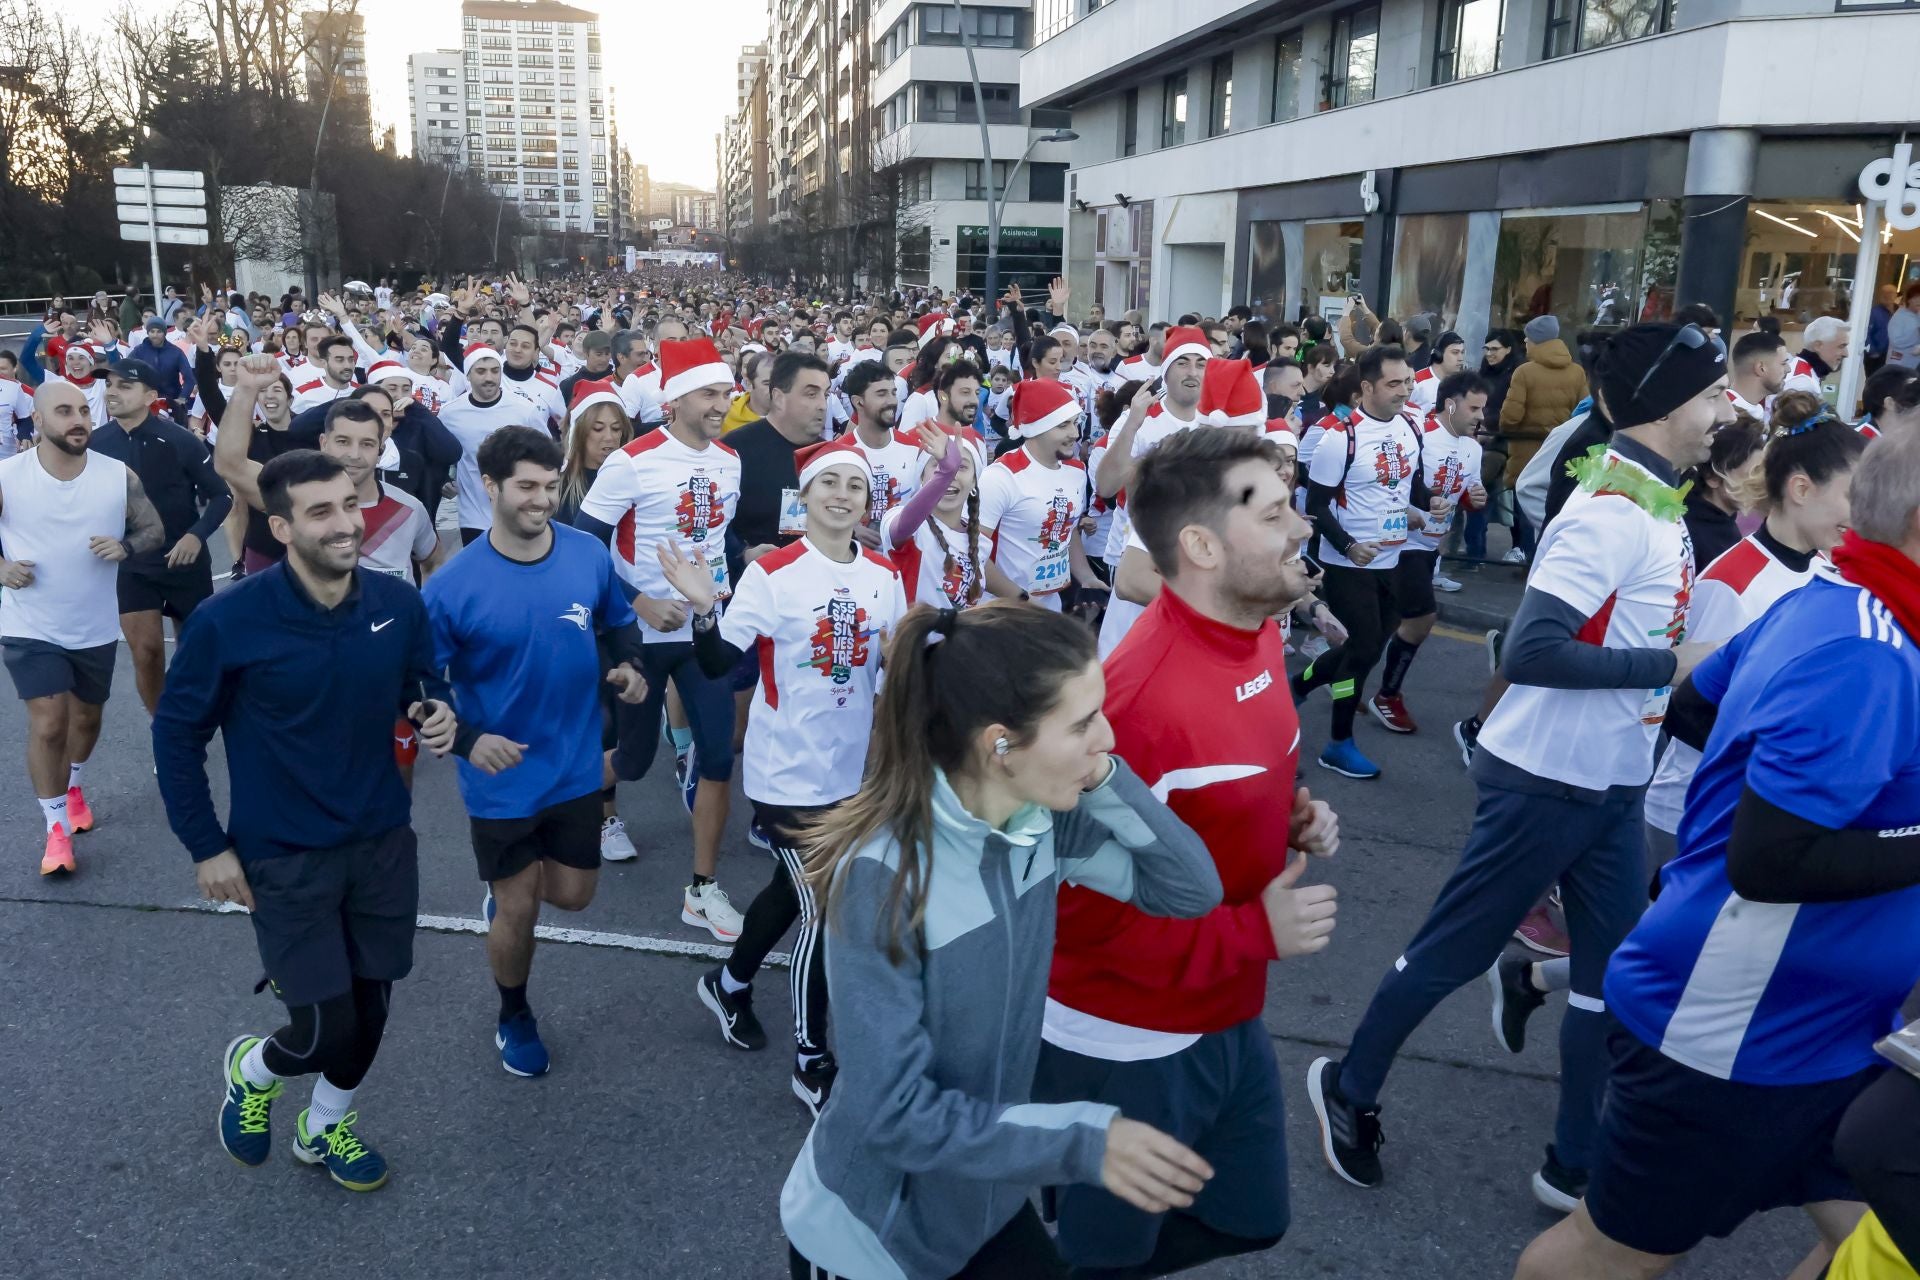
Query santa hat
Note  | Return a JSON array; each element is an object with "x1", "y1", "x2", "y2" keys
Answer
[
  {"x1": 462, "y1": 342, "x2": 502, "y2": 375},
  {"x1": 1161, "y1": 326, "x2": 1212, "y2": 368},
  {"x1": 1047, "y1": 322, "x2": 1079, "y2": 342},
  {"x1": 568, "y1": 378, "x2": 625, "y2": 428},
  {"x1": 658, "y1": 337, "x2": 732, "y2": 403},
  {"x1": 1200, "y1": 359, "x2": 1264, "y2": 428},
  {"x1": 1008, "y1": 378, "x2": 1080, "y2": 440},
  {"x1": 915, "y1": 311, "x2": 949, "y2": 348},
  {"x1": 795, "y1": 436, "x2": 874, "y2": 491},
  {"x1": 1263, "y1": 420, "x2": 1300, "y2": 449},
  {"x1": 365, "y1": 358, "x2": 416, "y2": 389}
]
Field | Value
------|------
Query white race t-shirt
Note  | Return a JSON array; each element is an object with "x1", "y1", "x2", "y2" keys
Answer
[
  {"x1": 356, "y1": 484, "x2": 439, "y2": 580},
  {"x1": 1306, "y1": 409, "x2": 1421, "y2": 570},
  {"x1": 1476, "y1": 450, "x2": 1696, "y2": 790},
  {"x1": 1099, "y1": 400, "x2": 1202, "y2": 562},
  {"x1": 851, "y1": 429, "x2": 924, "y2": 528},
  {"x1": 577, "y1": 426, "x2": 741, "y2": 642},
  {"x1": 978, "y1": 447, "x2": 1087, "y2": 608},
  {"x1": 1406, "y1": 417, "x2": 1483, "y2": 553},
  {"x1": 0, "y1": 378, "x2": 34, "y2": 450},
  {"x1": 619, "y1": 363, "x2": 665, "y2": 426},
  {"x1": 439, "y1": 391, "x2": 551, "y2": 531},
  {"x1": 880, "y1": 505, "x2": 980, "y2": 609},
  {"x1": 290, "y1": 374, "x2": 357, "y2": 415},
  {"x1": 502, "y1": 367, "x2": 565, "y2": 432},
  {"x1": 718, "y1": 538, "x2": 906, "y2": 806}
]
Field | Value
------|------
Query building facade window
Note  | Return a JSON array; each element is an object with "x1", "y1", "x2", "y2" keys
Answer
[
  {"x1": 1433, "y1": 0, "x2": 1503, "y2": 83},
  {"x1": 918, "y1": 82, "x2": 1018, "y2": 124},
  {"x1": 964, "y1": 159, "x2": 1010, "y2": 200},
  {"x1": 919, "y1": 5, "x2": 1023, "y2": 47},
  {"x1": 1160, "y1": 72, "x2": 1186, "y2": 148},
  {"x1": 1207, "y1": 54, "x2": 1232, "y2": 135},
  {"x1": 1324, "y1": 4, "x2": 1379, "y2": 109},
  {"x1": 1544, "y1": 0, "x2": 1674, "y2": 58},
  {"x1": 1028, "y1": 162, "x2": 1067, "y2": 203},
  {"x1": 1121, "y1": 87, "x2": 1138, "y2": 156},
  {"x1": 1272, "y1": 29, "x2": 1304, "y2": 122}
]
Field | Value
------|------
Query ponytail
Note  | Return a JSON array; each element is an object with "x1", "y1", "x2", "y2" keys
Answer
[
  {"x1": 1729, "y1": 390, "x2": 1868, "y2": 511},
  {"x1": 803, "y1": 602, "x2": 1095, "y2": 963}
]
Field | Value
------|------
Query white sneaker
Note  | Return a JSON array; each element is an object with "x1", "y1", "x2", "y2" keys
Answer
[
  {"x1": 683, "y1": 881, "x2": 743, "y2": 942},
  {"x1": 600, "y1": 816, "x2": 637, "y2": 862},
  {"x1": 1298, "y1": 633, "x2": 1331, "y2": 662},
  {"x1": 1501, "y1": 547, "x2": 1529, "y2": 565},
  {"x1": 1433, "y1": 573, "x2": 1463, "y2": 593}
]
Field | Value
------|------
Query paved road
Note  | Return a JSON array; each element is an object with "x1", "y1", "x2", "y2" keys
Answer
[{"x1": 0, "y1": 597, "x2": 1817, "y2": 1279}]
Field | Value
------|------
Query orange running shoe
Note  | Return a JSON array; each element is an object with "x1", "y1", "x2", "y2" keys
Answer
[
  {"x1": 66, "y1": 787, "x2": 94, "y2": 833},
  {"x1": 40, "y1": 825, "x2": 75, "y2": 875}
]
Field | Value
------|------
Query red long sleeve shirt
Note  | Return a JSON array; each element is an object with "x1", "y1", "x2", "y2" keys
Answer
[{"x1": 1048, "y1": 586, "x2": 1299, "y2": 1035}]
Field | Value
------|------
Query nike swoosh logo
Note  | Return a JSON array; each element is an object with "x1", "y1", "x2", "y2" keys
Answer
[{"x1": 371, "y1": 619, "x2": 393, "y2": 632}]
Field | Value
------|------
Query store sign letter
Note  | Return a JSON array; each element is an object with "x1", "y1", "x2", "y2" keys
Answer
[{"x1": 1860, "y1": 144, "x2": 1920, "y2": 232}]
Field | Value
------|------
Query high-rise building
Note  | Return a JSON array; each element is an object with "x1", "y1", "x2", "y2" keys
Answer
[
  {"x1": 408, "y1": 50, "x2": 468, "y2": 167},
  {"x1": 304, "y1": 10, "x2": 371, "y2": 135},
  {"x1": 672, "y1": 192, "x2": 718, "y2": 229},
  {"x1": 721, "y1": 47, "x2": 773, "y2": 242},
  {"x1": 871, "y1": 1, "x2": 1071, "y2": 293},
  {"x1": 460, "y1": 0, "x2": 610, "y2": 238}
]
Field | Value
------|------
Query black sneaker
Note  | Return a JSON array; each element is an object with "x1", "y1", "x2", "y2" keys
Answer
[
  {"x1": 695, "y1": 967, "x2": 766, "y2": 1051},
  {"x1": 1452, "y1": 717, "x2": 1479, "y2": 770},
  {"x1": 1488, "y1": 953, "x2": 1547, "y2": 1054},
  {"x1": 1531, "y1": 1144, "x2": 1588, "y2": 1213},
  {"x1": 1306, "y1": 1057, "x2": 1384, "y2": 1188},
  {"x1": 793, "y1": 1051, "x2": 838, "y2": 1119}
]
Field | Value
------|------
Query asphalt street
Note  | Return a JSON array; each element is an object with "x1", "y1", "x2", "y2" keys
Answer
[{"x1": 0, "y1": 581, "x2": 1821, "y2": 1280}]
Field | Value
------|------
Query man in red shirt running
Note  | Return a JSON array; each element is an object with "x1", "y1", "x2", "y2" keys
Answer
[{"x1": 1035, "y1": 426, "x2": 1341, "y2": 1275}]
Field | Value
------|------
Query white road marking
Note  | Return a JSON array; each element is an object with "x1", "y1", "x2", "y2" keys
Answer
[{"x1": 193, "y1": 900, "x2": 788, "y2": 966}]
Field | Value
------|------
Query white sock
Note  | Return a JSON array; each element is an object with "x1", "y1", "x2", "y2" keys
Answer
[
  {"x1": 240, "y1": 1039, "x2": 281, "y2": 1090},
  {"x1": 37, "y1": 795, "x2": 67, "y2": 833},
  {"x1": 720, "y1": 967, "x2": 750, "y2": 995},
  {"x1": 306, "y1": 1079, "x2": 355, "y2": 1134},
  {"x1": 67, "y1": 762, "x2": 84, "y2": 791}
]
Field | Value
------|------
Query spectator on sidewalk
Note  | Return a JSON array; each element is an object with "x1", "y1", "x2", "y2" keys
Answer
[{"x1": 1499, "y1": 316, "x2": 1589, "y2": 561}]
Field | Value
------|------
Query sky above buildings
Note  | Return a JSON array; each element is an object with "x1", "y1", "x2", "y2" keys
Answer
[{"x1": 67, "y1": 0, "x2": 768, "y2": 188}]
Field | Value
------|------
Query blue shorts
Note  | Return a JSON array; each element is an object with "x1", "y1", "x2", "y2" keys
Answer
[
  {"x1": 1033, "y1": 1018, "x2": 1290, "y2": 1268},
  {"x1": 609, "y1": 641, "x2": 735, "y2": 784},
  {"x1": 1585, "y1": 1025, "x2": 1878, "y2": 1256}
]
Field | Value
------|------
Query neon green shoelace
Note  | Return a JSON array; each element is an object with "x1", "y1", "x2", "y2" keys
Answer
[
  {"x1": 325, "y1": 1112, "x2": 371, "y2": 1165},
  {"x1": 236, "y1": 1078, "x2": 280, "y2": 1135}
]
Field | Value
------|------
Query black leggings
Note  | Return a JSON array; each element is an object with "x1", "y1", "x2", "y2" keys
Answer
[
  {"x1": 259, "y1": 977, "x2": 392, "y2": 1091},
  {"x1": 1836, "y1": 1067, "x2": 1920, "y2": 1264},
  {"x1": 1066, "y1": 1212, "x2": 1282, "y2": 1278},
  {"x1": 789, "y1": 1202, "x2": 1066, "y2": 1279},
  {"x1": 726, "y1": 801, "x2": 833, "y2": 1057},
  {"x1": 1296, "y1": 563, "x2": 1398, "y2": 740}
]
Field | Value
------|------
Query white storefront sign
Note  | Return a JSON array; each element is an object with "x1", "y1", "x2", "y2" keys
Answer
[{"x1": 1859, "y1": 142, "x2": 1920, "y2": 231}]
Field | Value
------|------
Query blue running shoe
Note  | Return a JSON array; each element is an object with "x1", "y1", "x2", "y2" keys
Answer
[
  {"x1": 293, "y1": 1109, "x2": 389, "y2": 1191},
  {"x1": 218, "y1": 1035, "x2": 282, "y2": 1167},
  {"x1": 1318, "y1": 739, "x2": 1382, "y2": 780},
  {"x1": 747, "y1": 820, "x2": 773, "y2": 852},
  {"x1": 675, "y1": 744, "x2": 697, "y2": 814},
  {"x1": 483, "y1": 885, "x2": 496, "y2": 927},
  {"x1": 496, "y1": 1011, "x2": 550, "y2": 1077}
]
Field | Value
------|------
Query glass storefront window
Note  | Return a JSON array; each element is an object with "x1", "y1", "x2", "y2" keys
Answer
[
  {"x1": 1491, "y1": 206, "x2": 1666, "y2": 336},
  {"x1": 1248, "y1": 221, "x2": 1286, "y2": 321},
  {"x1": 1390, "y1": 213, "x2": 1470, "y2": 330},
  {"x1": 1302, "y1": 220, "x2": 1366, "y2": 321},
  {"x1": 1731, "y1": 199, "x2": 1920, "y2": 345}
]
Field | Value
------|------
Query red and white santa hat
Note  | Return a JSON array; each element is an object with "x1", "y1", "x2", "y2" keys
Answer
[
  {"x1": 462, "y1": 342, "x2": 502, "y2": 375},
  {"x1": 1161, "y1": 325, "x2": 1212, "y2": 367},
  {"x1": 795, "y1": 435, "x2": 875, "y2": 490},
  {"x1": 366, "y1": 357, "x2": 416, "y2": 390},
  {"x1": 1263, "y1": 420, "x2": 1300, "y2": 449},
  {"x1": 1200, "y1": 359, "x2": 1264, "y2": 428},
  {"x1": 1008, "y1": 378, "x2": 1080, "y2": 440},
  {"x1": 658, "y1": 336, "x2": 733, "y2": 403},
  {"x1": 568, "y1": 378, "x2": 625, "y2": 429},
  {"x1": 915, "y1": 311, "x2": 950, "y2": 348}
]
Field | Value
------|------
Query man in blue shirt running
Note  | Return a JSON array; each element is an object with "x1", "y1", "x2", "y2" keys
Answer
[
  {"x1": 424, "y1": 426, "x2": 649, "y2": 1078},
  {"x1": 1516, "y1": 425, "x2": 1920, "y2": 1278}
]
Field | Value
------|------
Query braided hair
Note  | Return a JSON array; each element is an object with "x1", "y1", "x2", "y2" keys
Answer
[{"x1": 922, "y1": 457, "x2": 985, "y2": 607}]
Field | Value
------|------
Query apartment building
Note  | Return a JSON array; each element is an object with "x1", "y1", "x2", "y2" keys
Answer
[
  {"x1": 1022, "y1": 0, "x2": 1920, "y2": 352},
  {"x1": 460, "y1": 0, "x2": 610, "y2": 239},
  {"x1": 303, "y1": 10, "x2": 371, "y2": 136},
  {"x1": 408, "y1": 50, "x2": 468, "y2": 167}
]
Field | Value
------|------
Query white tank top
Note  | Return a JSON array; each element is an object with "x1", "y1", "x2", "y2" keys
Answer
[{"x1": 0, "y1": 447, "x2": 129, "y2": 648}]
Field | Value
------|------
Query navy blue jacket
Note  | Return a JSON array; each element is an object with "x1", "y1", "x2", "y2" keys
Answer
[
  {"x1": 153, "y1": 564, "x2": 453, "y2": 863},
  {"x1": 111, "y1": 336, "x2": 195, "y2": 406}
]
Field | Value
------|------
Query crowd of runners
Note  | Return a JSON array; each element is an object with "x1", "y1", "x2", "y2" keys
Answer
[{"x1": 4, "y1": 266, "x2": 1920, "y2": 1279}]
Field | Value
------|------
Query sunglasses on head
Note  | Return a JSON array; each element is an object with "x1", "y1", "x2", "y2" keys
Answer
[{"x1": 1633, "y1": 323, "x2": 1725, "y2": 403}]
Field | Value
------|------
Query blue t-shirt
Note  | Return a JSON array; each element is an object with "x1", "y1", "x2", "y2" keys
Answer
[
  {"x1": 424, "y1": 524, "x2": 637, "y2": 820},
  {"x1": 1607, "y1": 566, "x2": 1920, "y2": 1084}
]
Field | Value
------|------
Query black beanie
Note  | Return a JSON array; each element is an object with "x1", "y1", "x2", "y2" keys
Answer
[{"x1": 1595, "y1": 323, "x2": 1726, "y2": 426}]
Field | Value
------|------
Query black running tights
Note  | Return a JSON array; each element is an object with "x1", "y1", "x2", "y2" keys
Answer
[
  {"x1": 790, "y1": 1202, "x2": 1067, "y2": 1278},
  {"x1": 260, "y1": 977, "x2": 392, "y2": 1091},
  {"x1": 726, "y1": 802, "x2": 832, "y2": 1057},
  {"x1": 1836, "y1": 1067, "x2": 1920, "y2": 1265},
  {"x1": 1068, "y1": 1213, "x2": 1283, "y2": 1278}
]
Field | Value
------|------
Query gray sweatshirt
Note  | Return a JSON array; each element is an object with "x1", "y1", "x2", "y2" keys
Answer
[{"x1": 780, "y1": 758, "x2": 1223, "y2": 1280}]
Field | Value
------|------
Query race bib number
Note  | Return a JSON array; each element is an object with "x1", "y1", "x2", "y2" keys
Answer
[
  {"x1": 1640, "y1": 684, "x2": 1671, "y2": 726},
  {"x1": 778, "y1": 487, "x2": 808, "y2": 536},
  {"x1": 1380, "y1": 511, "x2": 1409, "y2": 546},
  {"x1": 705, "y1": 545, "x2": 732, "y2": 601},
  {"x1": 1030, "y1": 548, "x2": 1070, "y2": 595}
]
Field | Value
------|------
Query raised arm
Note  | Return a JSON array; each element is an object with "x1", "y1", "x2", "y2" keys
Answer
[{"x1": 211, "y1": 354, "x2": 281, "y2": 512}]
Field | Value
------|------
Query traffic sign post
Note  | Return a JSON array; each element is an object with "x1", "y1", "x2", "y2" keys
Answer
[{"x1": 114, "y1": 165, "x2": 210, "y2": 306}]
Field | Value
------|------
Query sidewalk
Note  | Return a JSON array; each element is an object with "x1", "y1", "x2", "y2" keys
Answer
[{"x1": 1434, "y1": 555, "x2": 1526, "y2": 632}]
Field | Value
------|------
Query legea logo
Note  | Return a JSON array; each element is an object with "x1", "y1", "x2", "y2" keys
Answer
[{"x1": 1859, "y1": 143, "x2": 1920, "y2": 232}]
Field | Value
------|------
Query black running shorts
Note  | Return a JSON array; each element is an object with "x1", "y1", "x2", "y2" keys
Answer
[
  {"x1": 2, "y1": 637, "x2": 117, "y2": 704},
  {"x1": 1388, "y1": 549, "x2": 1438, "y2": 620},
  {"x1": 245, "y1": 826, "x2": 420, "y2": 1007},
  {"x1": 117, "y1": 560, "x2": 213, "y2": 620},
  {"x1": 469, "y1": 789, "x2": 602, "y2": 883}
]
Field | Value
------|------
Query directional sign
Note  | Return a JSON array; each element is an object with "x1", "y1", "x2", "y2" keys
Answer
[
  {"x1": 141, "y1": 187, "x2": 207, "y2": 208},
  {"x1": 117, "y1": 203, "x2": 207, "y2": 226},
  {"x1": 119, "y1": 223, "x2": 210, "y2": 246},
  {"x1": 113, "y1": 166, "x2": 205, "y2": 190}
]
